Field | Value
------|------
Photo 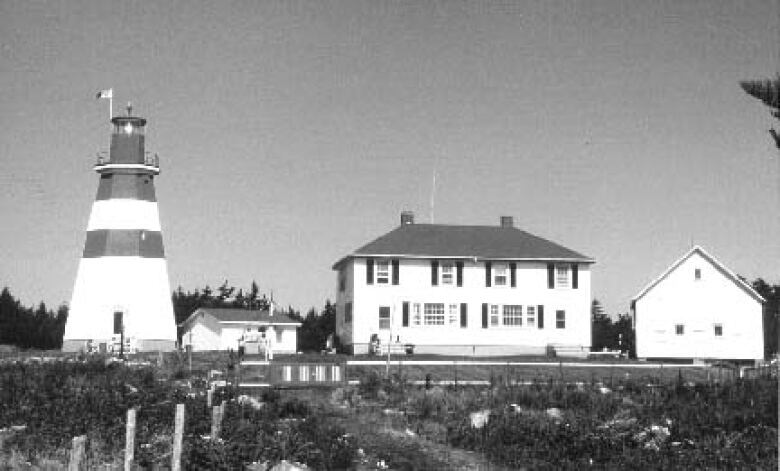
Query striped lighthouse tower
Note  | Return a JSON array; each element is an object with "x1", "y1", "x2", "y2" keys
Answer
[{"x1": 63, "y1": 105, "x2": 176, "y2": 352}]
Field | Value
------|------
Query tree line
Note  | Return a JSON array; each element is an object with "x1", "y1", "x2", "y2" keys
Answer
[{"x1": 0, "y1": 287, "x2": 68, "y2": 350}]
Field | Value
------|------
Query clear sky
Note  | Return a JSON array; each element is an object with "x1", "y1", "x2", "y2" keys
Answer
[{"x1": 1, "y1": 0, "x2": 778, "y2": 317}]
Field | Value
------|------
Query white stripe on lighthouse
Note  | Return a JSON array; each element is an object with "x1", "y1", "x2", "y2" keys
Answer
[
  {"x1": 86, "y1": 200, "x2": 162, "y2": 231},
  {"x1": 65, "y1": 257, "x2": 176, "y2": 342}
]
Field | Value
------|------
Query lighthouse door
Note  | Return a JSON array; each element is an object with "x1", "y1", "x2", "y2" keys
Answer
[{"x1": 113, "y1": 311, "x2": 124, "y2": 334}]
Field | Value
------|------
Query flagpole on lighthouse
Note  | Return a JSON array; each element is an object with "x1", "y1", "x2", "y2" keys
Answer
[{"x1": 97, "y1": 88, "x2": 114, "y2": 120}]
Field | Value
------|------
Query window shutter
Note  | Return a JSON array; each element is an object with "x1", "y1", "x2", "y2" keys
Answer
[
  {"x1": 402, "y1": 302, "x2": 409, "y2": 327},
  {"x1": 547, "y1": 263, "x2": 554, "y2": 289},
  {"x1": 456, "y1": 262, "x2": 463, "y2": 287},
  {"x1": 485, "y1": 262, "x2": 492, "y2": 287},
  {"x1": 431, "y1": 260, "x2": 439, "y2": 286},
  {"x1": 366, "y1": 259, "x2": 374, "y2": 285},
  {"x1": 571, "y1": 264, "x2": 578, "y2": 289},
  {"x1": 392, "y1": 260, "x2": 400, "y2": 285},
  {"x1": 537, "y1": 305, "x2": 544, "y2": 329},
  {"x1": 460, "y1": 303, "x2": 468, "y2": 327},
  {"x1": 510, "y1": 262, "x2": 517, "y2": 287},
  {"x1": 482, "y1": 303, "x2": 488, "y2": 328}
]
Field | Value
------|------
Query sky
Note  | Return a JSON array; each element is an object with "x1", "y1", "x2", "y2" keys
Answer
[{"x1": 1, "y1": 0, "x2": 778, "y2": 317}]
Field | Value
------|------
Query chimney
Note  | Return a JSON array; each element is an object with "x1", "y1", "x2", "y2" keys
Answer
[
  {"x1": 400, "y1": 211, "x2": 414, "y2": 225},
  {"x1": 500, "y1": 216, "x2": 514, "y2": 228}
]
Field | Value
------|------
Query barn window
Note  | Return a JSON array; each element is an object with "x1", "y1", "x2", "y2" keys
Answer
[
  {"x1": 675, "y1": 324, "x2": 684, "y2": 335},
  {"x1": 714, "y1": 324, "x2": 723, "y2": 336},
  {"x1": 694, "y1": 268, "x2": 701, "y2": 280}
]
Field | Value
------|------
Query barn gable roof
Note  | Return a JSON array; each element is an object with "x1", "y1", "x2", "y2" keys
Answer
[{"x1": 631, "y1": 245, "x2": 765, "y2": 305}]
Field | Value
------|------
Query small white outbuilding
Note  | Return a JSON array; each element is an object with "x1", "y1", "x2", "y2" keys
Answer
[
  {"x1": 631, "y1": 246, "x2": 765, "y2": 362},
  {"x1": 179, "y1": 307, "x2": 301, "y2": 353}
]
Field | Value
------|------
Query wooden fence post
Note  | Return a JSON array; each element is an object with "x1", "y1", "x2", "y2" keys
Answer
[
  {"x1": 68, "y1": 435, "x2": 86, "y2": 471},
  {"x1": 171, "y1": 403, "x2": 185, "y2": 471},
  {"x1": 125, "y1": 408, "x2": 136, "y2": 471},
  {"x1": 211, "y1": 405, "x2": 223, "y2": 440}
]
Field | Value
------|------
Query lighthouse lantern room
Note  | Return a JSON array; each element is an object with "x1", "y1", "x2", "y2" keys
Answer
[{"x1": 63, "y1": 105, "x2": 177, "y2": 352}]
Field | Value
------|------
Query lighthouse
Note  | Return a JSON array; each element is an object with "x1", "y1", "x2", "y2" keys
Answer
[{"x1": 63, "y1": 105, "x2": 177, "y2": 352}]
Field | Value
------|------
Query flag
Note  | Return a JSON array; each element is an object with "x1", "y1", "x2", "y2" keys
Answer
[{"x1": 96, "y1": 89, "x2": 113, "y2": 99}]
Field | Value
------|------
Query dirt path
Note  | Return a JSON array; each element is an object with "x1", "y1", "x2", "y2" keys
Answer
[{"x1": 325, "y1": 405, "x2": 512, "y2": 471}]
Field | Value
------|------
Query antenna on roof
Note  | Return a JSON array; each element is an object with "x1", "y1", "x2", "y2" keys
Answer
[{"x1": 430, "y1": 155, "x2": 438, "y2": 223}]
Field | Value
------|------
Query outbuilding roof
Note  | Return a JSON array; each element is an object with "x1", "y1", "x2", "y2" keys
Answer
[
  {"x1": 333, "y1": 223, "x2": 593, "y2": 269},
  {"x1": 180, "y1": 307, "x2": 301, "y2": 328}
]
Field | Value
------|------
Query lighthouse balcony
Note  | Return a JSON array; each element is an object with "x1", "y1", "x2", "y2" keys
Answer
[{"x1": 94, "y1": 153, "x2": 160, "y2": 175}]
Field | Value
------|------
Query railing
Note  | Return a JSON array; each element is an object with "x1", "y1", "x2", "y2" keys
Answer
[
  {"x1": 94, "y1": 152, "x2": 160, "y2": 168},
  {"x1": 239, "y1": 361, "x2": 346, "y2": 387}
]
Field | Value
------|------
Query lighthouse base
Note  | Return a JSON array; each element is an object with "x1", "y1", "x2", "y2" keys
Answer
[{"x1": 62, "y1": 338, "x2": 176, "y2": 353}]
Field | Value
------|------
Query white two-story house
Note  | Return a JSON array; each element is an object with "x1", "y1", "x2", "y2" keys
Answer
[
  {"x1": 332, "y1": 212, "x2": 594, "y2": 356},
  {"x1": 631, "y1": 245, "x2": 765, "y2": 362}
]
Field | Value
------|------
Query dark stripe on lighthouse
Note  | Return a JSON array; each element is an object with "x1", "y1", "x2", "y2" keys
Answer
[
  {"x1": 83, "y1": 229, "x2": 165, "y2": 258},
  {"x1": 110, "y1": 135, "x2": 146, "y2": 164},
  {"x1": 96, "y1": 174, "x2": 157, "y2": 201}
]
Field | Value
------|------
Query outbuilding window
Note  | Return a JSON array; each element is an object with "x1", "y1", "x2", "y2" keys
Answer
[
  {"x1": 695, "y1": 268, "x2": 701, "y2": 280},
  {"x1": 675, "y1": 324, "x2": 684, "y2": 335},
  {"x1": 714, "y1": 324, "x2": 723, "y2": 336}
]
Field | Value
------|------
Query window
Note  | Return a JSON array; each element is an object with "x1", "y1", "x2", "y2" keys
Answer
[
  {"x1": 556, "y1": 310, "x2": 566, "y2": 329},
  {"x1": 526, "y1": 306, "x2": 536, "y2": 327},
  {"x1": 494, "y1": 264, "x2": 508, "y2": 286},
  {"x1": 424, "y1": 303, "x2": 445, "y2": 325},
  {"x1": 695, "y1": 268, "x2": 701, "y2": 280},
  {"x1": 502, "y1": 305, "x2": 523, "y2": 326},
  {"x1": 441, "y1": 263, "x2": 454, "y2": 285},
  {"x1": 675, "y1": 324, "x2": 684, "y2": 335},
  {"x1": 378, "y1": 306, "x2": 391, "y2": 329},
  {"x1": 338, "y1": 271, "x2": 346, "y2": 292},
  {"x1": 448, "y1": 304, "x2": 459, "y2": 324},
  {"x1": 376, "y1": 260, "x2": 389, "y2": 284},
  {"x1": 714, "y1": 324, "x2": 723, "y2": 336},
  {"x1": 344, "y1": 302, "x2": 352, "y2": 324},
  {"x1": 276, "y1": 329, "x2": 283, "y2": 343},
  {"x1": 556, "y1": 266, "x2": 569, "y2": 288},
  {"x1": 490, "y1": 305, "x2": 500, "y2": 326},
  {"x1": 412, "y1": 303, "x2": 421, "y2": 326}
]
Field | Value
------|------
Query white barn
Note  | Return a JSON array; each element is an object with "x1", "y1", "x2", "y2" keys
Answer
[
  {"x1": 332, "y1": 213, "x2": 594, "y2": 356},
  {"x1": 631, "y1": 246, "x2": 765, "y2": 362},
  {"x1": 179, "y1": 307, "x2": 301, "y2": 353}
]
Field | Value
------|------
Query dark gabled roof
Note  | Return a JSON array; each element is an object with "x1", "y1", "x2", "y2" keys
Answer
[
  {"x1": 182, "y1": 308, "x2": 301, "y2": 326},
  {"x1": 333, "y1": 223, "x2": 593, "y2": 268}
]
